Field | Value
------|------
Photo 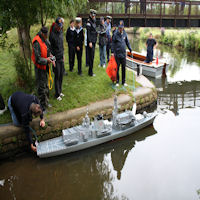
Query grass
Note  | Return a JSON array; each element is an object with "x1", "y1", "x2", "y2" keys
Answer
[{"x1": 0, "y1": 20, "x2": 139, "y2": 124}]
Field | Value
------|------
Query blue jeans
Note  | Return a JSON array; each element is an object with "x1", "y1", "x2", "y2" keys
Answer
[
  {"x1": 8, "y1": 96, "x2": 21, "y2": 126},
  {"x1": 99, "y1": 45, "x2": 106, "y2": 66}
]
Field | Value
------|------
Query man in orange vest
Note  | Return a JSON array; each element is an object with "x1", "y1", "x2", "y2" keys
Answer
[{"x1": 32, "y1": 26, "x2": 55, "y2": 112}]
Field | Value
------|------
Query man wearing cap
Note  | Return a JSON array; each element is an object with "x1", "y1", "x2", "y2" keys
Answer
[
  {"x1": 105, "y1": 16, "x2": 112, "y2": 62},
  {"x1": 98, "y1": 17, "x2": 107, "y2": 68},
  {"x1": 86, "y1": 9, "x2": 98, "y2": 76},
  {"x1": 111, "y1": 20, "x2": 132, "y2": 87},
  {"x1": 74, "y1": 17, "x2": 84, "y2": 75},
  {"x1": 32, "y1": 26, "x2": 55, "y2": 111},
  {"x1": 49, "y1": 17, "x2": 65, "y2": 101}
]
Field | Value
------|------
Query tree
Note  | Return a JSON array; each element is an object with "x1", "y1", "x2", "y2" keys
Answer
[{"x1": 0, "y1": 0, "x2": 87, "y2": 87}]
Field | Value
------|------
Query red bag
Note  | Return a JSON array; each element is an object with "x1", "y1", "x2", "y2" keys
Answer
[{"x1": 106, "y1": 55, "x2": 118, "y2": 82}]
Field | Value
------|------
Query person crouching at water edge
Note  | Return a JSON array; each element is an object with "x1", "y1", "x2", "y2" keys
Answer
[
  {"x1": 8, "y1": 92, "x2": 45, "y2": 152},
  {"x1": 145, "y1": 33, "x2": 157, "y2": 64},
  {"x1": 111, "y1": 20, "x2": 132, "y2": 87},
  {"x1": 49, "y1": 17, "x2": 65, "y2": 101},
  {"x1": 74, "y1": 17, "x2": 84, "y2": 75}
]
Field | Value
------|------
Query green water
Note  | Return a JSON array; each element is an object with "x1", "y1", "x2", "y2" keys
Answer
[{"x1": 0, "y1": 35, "x2": 200, "y2": 200}]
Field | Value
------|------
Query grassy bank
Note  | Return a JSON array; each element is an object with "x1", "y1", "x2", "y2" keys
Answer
[
  {"x1": 0, "y1": 20, "x2": 139, "y2": 124},
  {"x1": 138, "y1": 28, "x2": 200, "y2": 52}
]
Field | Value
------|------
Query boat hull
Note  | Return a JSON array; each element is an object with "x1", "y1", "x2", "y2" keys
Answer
[{"x1": 37, "y1": 113, "x2": 157, "y2": 158}]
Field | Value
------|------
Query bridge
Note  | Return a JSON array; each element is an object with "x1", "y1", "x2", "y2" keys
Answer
[{"x1": 79, "y1": 0, "x2": 200, "y2": 27}]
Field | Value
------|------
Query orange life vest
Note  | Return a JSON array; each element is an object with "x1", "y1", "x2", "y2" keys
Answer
[{"x1": 31, "y1": 35, "x2": 47, "y2": 70}]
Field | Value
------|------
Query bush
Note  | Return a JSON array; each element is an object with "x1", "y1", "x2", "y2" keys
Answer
[{"x1": 13, "y1": 51, "x2": 34, "y2": 91}]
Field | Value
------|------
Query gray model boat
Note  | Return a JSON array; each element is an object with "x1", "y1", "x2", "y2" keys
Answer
[{"x1": 36, "y1": 96, "x2": 157, "y2": 158}]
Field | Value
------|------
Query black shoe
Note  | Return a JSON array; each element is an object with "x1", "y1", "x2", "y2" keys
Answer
[
  {"x1": 78, "y1": 73, "x2": 83, "y2": 76},
  {"x1": 69, "y1": 69, "x2": 74, "y2": 72}
]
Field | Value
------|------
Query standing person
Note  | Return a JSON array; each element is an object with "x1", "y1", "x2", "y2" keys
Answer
[
  {"x1": 105, "y1": 16, "x2": 112, "y2": 63},
  {"x1": 66, "y1": 20, "x2": 76, "y2": 72},
  {"x1": 111, "y1": 20, "x2": 132, "y2": 87},
  {"x1": 49, "y1": 17, "x2": 65, "y2": 101},
  {"x1": 145, "y1": 33, "x2": 157, "y2": 63},
  {"x1": 74, "y1": 17, "x2": 84, "y2": 75},
  {"x1": 98, "y1": 17, "x2": 107, "y2": 68},
  {"x1": 8, "y1": 91, "x2": 45, "y2": 152},
  {"x1": 85, "y1": 29, "x2": 89, "y2": 67},
  {"x1": 86, "y1": 9, "x2": 98, "y2": 77},
  {"x1": 32, "y1": 26, "x2": 55, "y2": 111}
]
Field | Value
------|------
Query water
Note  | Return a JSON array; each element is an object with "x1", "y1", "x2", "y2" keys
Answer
[{"x1": 1, "y1": 35, "x2": 200, "y2": 200}]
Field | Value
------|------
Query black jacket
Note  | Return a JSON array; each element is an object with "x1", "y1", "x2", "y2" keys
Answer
[
  {"x1": 11, "y1": 91, "x2": 43, "y2": 144},
  {"x1": 49, "y1": 26, "x2": 64, "y2": 61},
  {"x1": 86, "y1": 16, "x2": 97, "y2": 44},
  {"x1": 74, "y1": 27, "x2": 84, "y2": 49},
  {"x1": 111, "y1": 29, "x2": 132, "y2": 59},
  {"x1": 66, "y1": 27, "x2": 76, "y2": 47},
  {"x1": 98, "y1": 24, "x2": 107, "y2": 46}
]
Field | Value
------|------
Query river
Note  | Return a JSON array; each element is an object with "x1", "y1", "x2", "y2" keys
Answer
[{"x1": 0, "y1": 35, "x2": 200, "y2": 200}]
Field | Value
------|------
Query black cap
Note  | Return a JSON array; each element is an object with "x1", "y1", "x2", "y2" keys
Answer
[{"x1": 41, "y1": 26, "x2": 48, "y2": 34}]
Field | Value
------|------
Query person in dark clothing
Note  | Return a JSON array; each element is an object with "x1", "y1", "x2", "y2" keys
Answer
[
  {"x1": 8, "y1": 91, "x2": 45, "y2": 152},
  {"x1": 111, "y1": 20, "x2": 132, "y2": 87},
  {"x1": 86, "y1": 9, "x2": 98, "y2": 77},
  {"x1": 85, "y1": 29, "x2": 89, "y2": 67},
  {"x1": 105, "y1": 16, "x2": 112, "y2": 63},
  {"x1": 49, "y1": 17, "x2": 65, "y2": 101},
  {"x1": 0, "y1": 94, "x2": 6, "y2": 115},
  {"x1": 66, "y1": 20, "x2": 76, "y2": 72},
  {"x1": 145, "y1": 33, "x2": 157, "y2": 63},
  {"x1": 32, "y1": 26, "x2": 55, "y2": 111},
  {"x1": 98, "y1": 17, "x2": 107, "y2": 68},
  {"x1": 74, "y1": 17, "x2": 84, "y2": 75}
]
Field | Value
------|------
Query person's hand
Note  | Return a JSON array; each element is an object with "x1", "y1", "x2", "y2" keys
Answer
[
  {"x1": 77, "y1": 46, "x2": 80, "y2": 51},
  {"x1": 40, "y1": 119, "x2": 45, "y2": 127},
  {"x1": 89, "y1": 42, "x2": 92, "y2": 48},
  {"x1": 47, "y1": 57, "x2": 52, "y2": 64},
  {"x1": 31, "y1": 144, "x2": 37, "y2": 152}
]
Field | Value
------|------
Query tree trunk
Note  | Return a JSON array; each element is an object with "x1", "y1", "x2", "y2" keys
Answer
[{"x1": 17, "y1": 24, "x2": 31, "y2": 71}]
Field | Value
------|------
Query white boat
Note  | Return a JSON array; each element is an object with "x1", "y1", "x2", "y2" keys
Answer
[
  {"x1": 126, "y1": 50, "x2": 169, "y2": 78},
  {"x1": 36, "y1": 96, "x2": 157, "y2": 158}
]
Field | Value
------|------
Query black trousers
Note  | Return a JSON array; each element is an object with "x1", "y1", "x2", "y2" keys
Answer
[
  {"x1": 75, "y1": 47, "x2": 83, "y2": 74},
  {"x1": 0, "y1": 94, "x2": 5, "y2": 110},
  {"x1": 115, "y1": 56, "x2": 126, "y2": 84},
  {"x1": 88, "y1": 43, "x2": 96, "y2": 76},
  {"x1": 106, "y1": 42, "x2": 111, "y2": 62},
  {"x1": 85, "y1": 45, "x2": 89, "y2": 66},
  {"x1": 35, "y1": 66, "x2": 49, "y2": 110},
  {"x1": 68, "y1": 45, "x2": 75, "y2": 71},
  {"x1": 54, "y1": 60, "x2": 65, "y2": 98}
]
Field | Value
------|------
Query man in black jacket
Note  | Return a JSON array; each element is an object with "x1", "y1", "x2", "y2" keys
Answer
[
  {"x1": 86, "y1": 9, "x2": 98, "y2": 76},
  {"x1": 74, "y1": 17, "x2": 84, "y2": 75},
  {"x1": 111, "y1": 20, "x2": 132, "y2": 86},
  {"x1": 49, "y1": 17, "x2": 65, "y2": 101},
  {"x1": 8, "y1": 91, "x2": 45, "y2": 152},
  {"x1": 66, "y1": 19, "x2": 76, "y2": 72}
]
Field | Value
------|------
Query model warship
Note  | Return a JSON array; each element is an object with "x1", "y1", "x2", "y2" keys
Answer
[{"x1": 36, "y1": 96, "x2": 157, "y2": 158}]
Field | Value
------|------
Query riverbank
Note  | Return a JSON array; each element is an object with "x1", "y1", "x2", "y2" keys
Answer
[
  {"x1": 0, "y1": 74, "x2": 157, "y2": 159},
  {"x1": 133, "y1": 28, "x2": 200, "y2": 52}
]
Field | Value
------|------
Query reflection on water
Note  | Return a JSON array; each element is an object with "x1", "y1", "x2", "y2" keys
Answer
[
  {"x1": 0, "y1": 35, "x2": 200, "y2": 200},
  {"x1": 0, "y1": 126, "x2": 156, "y2": 200}
]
